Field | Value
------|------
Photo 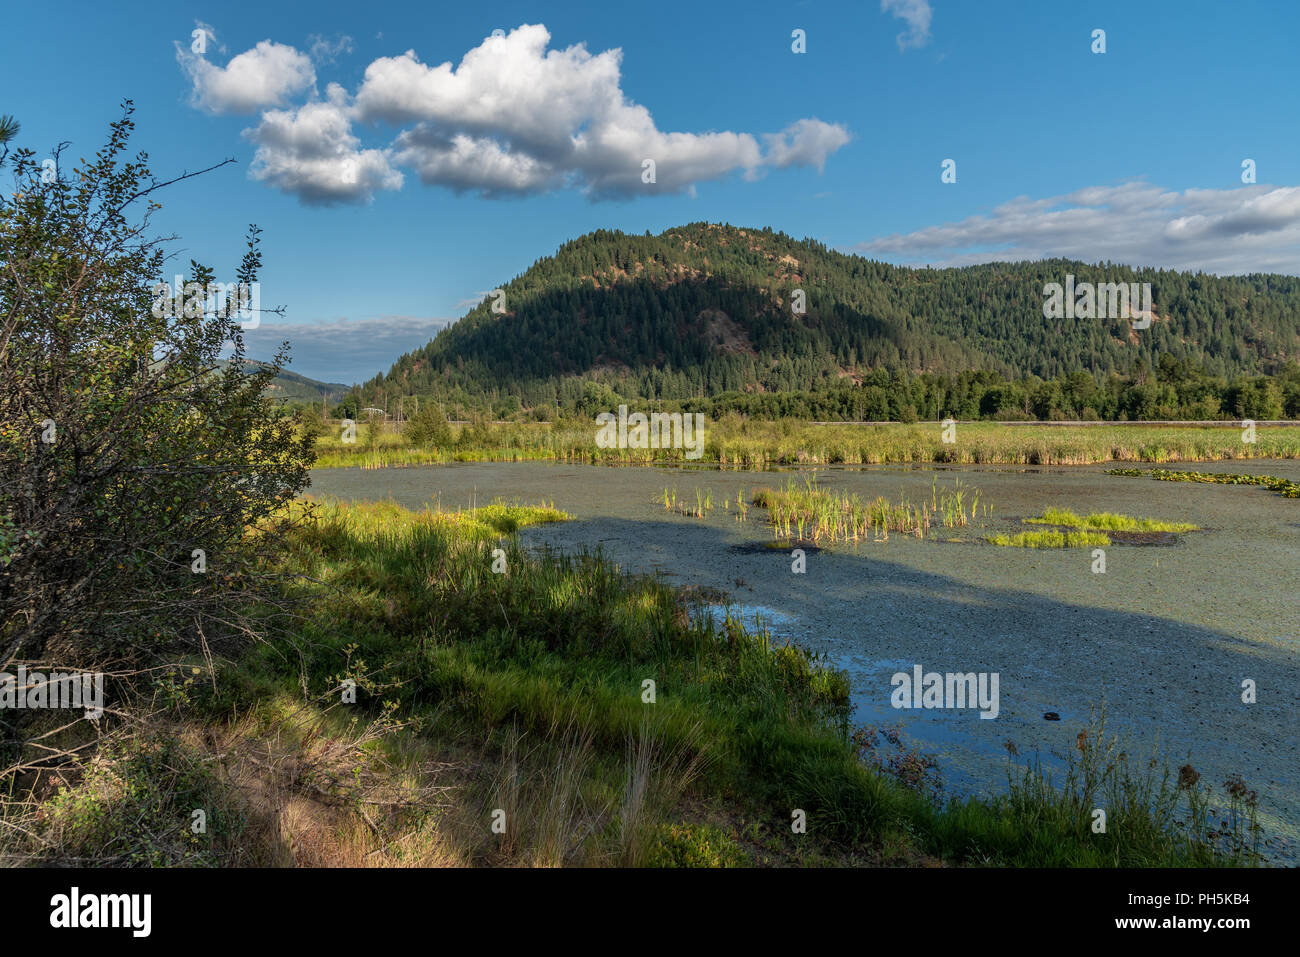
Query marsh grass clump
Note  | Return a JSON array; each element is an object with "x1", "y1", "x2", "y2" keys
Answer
[
  {"x1": 660, "y1": 487, "x2": 712, "y2": 517},
  {"x1": 987, "y1": 529, "x2": 1111, "y2": 548},
  {"x1": 752, "y1": 475, "x2": 985, "y2": 544},
  {"x1": 695, "y1": 488, "x2": 713, "y2": 518},
  {"x1": 1024, "y1": 507, "x2": 1198, "y2": 533},
  {"x1": 931, "y1": 476, "x2": 983, "y2": 529}
]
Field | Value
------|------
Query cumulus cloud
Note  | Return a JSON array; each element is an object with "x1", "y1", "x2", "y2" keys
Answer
[
  {"x1": 236, "y1": 315, "x2": 452, "y2": 384},
  {"x1": 763, "y1": 119, "x2": 853, "y2": 173},
  {"x1": 178, "y1": 38, "x2": 316, "y2": 114},
  {"x1": 244, "y1": 84, "x2": 403, "y2": 205},
  {"x1": 180, "y1": 23, "x2": 850, "y2": 203},
  {"x1": 353, "y1": 25, "x2": 809, "y2": 198},
  {"x1": 392, "y1": 127, "x2": 560, "y2": 196},
  {"x1": 854, "y1": 182, "x2": 1300, "y2": 275},
  {"x1": 881, "y1": 0, "x2": 933, "y2": 51}
]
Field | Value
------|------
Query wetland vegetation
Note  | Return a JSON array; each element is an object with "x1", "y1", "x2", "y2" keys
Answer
[
  {"x1": 16, "y1": 497, "x2": 1260, "y2": 867},
  {"x1": 307, "y1": 418, "x2": 1300, "y2": 471}
]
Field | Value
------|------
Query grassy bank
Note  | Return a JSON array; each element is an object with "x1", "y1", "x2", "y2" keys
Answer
[
  {"x1": 311, "y1": 419, "x2": 1300, "y2": 471},
  {"x1": 6, "y1": 498, "x2": 1263, "y2": 867}
]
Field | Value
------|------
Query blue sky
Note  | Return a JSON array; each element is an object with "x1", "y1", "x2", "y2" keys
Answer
[{"x1": 5, "y1": 0, "x2": 1299, "y2": 383}]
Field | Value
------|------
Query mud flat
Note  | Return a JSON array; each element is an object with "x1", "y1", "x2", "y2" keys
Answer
[{"x1": 309, "y1": 460, "x2": 1300, "y2": 862}]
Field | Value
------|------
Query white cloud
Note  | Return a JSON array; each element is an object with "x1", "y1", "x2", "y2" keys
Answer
[
  {"x1": 244, "y1": 85, "x2": 403, "y2": 205},
  {"x1": 763, "y1": 119, "x2": 853, "y2": 174},
  {"x1": 355, "y1": 26, "x2": 619, "y2": 149},
  {"x1": 178, "y1": 38, "x2": 316, "y2": 114},
  {"x1": 180, "y1": 24, "x2": 850, "y2": 203},
  {"x1": 353, "y1": 25, "x2": 788, "y2": 198},
  {"x1": 881, "y1": 0, "x2": 933, "y2": 51},
  {"x1": 854, "y1": 182, "x2": 1300, "y2": 275}
]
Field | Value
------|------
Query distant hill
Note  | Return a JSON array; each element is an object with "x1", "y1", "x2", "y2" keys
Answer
[
  {"x1": 361, "y1": 222, "x2": 1300, "y2": 409},
  {"x1": 218, "y1": 360, "x2": 350, "y2": 404}
]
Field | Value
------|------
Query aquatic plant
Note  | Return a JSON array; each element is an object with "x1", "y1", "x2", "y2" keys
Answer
[{"x1": 1108, "y1": 467, "x2": 1300, "y2": 499}]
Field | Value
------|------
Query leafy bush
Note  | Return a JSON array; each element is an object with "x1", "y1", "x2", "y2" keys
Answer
[{"x1": 0, "y1": 102, "x2": 314, "y2": 669}]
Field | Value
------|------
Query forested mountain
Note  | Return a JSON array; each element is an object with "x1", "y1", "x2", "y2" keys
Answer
[
  {"x1": 217, "y1": 360, "x2": 350, "y2": 404},
  {"x1": 360, "y1": 223, "x2": 1300, "y2": 415}
]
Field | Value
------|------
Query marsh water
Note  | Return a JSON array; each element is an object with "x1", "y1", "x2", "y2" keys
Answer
[{"x1": 309, "y1": 460, "x2": 1300, "y2": 862}]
